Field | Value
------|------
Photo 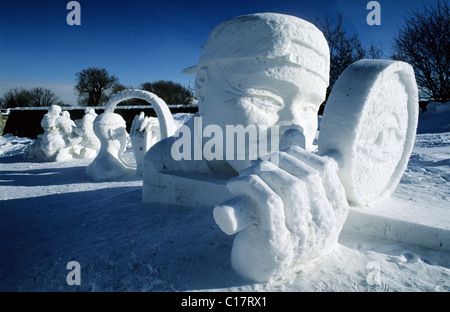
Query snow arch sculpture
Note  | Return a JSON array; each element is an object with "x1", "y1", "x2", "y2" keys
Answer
[
  {"x1": 105, "y1": 89, "x2": 176, "y2": 139},
  {"x1": 86, "y1": 89, "x2": 176, "y2": 181}
]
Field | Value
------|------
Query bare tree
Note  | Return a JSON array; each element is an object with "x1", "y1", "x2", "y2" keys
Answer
[
  {"x1": 366, "y1": 42, "x2": 384, "y2": 59},
  {"x1": 74, "y1": 67, "x2": 120, "y2": 106},
  {"x1": 140, "y1": 80, "x2": 195, "y2": 105},
  {"x1": 392, "y1": 1, "x2": 449, "y2": 102},
  {"x1": 0, "y1": 87, "x2": 63, "y2": 108},
  {"x1": 315, "y1": 14, "x2": 366, "y2": 101},
  {"x1": 30, "y1": 87, "x2": 64, "y2": 107}
]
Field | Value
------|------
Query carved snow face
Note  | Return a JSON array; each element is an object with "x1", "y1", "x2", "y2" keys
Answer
[
  {"x1": 196, "y1": 58, "x2": 327, "y2": 170},
  {"x1": 93, "y1": 113, "x2": 128, "y2": 156},
  {"x1": 353, "y1": 73, "x2": 409, "y2": 200},
  {"x1": 48, "y1": 105, "x2": 62, "y2": 116}
]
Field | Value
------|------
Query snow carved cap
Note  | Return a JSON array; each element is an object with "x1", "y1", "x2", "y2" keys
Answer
[
  {"x1": 93, "y1": 112, "x2": 127, "y2": 141},
  {"x1": 183, "y1": 13, "x2": 330, "y2": 85},
  {"x1": 48, "y1": 105, "x2": 62, "y2": 115}
]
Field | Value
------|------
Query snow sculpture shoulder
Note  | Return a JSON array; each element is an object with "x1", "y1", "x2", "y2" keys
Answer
[{"x1": 142, "y1": 12, "x2": 419, "y2": 283}]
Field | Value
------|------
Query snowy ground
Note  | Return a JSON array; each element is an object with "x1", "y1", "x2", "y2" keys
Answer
[{"x1": 0, "y1": 107, "x2": 449, "y2": 292}]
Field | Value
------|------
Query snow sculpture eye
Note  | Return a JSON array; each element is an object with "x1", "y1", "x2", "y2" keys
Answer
[
  {"x1": 301, "y1": 104, "x2": 317, "y2": 115},
  {"x1": 242, "y1": 90, "x2": 284, "y2": 111}
]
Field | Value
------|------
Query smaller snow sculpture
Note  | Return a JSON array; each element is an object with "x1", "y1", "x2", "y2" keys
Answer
[
  {"x1": 39, "y1": 105, "x2": 67, "y2": 160},
  {"x1": 85, "y1": 112, "x2": 135, "y2": 181},
  {"x1": 130, "y1": 112, "x2": 160, "y2": 175},
  {"x1": 24, "y1": 105, "x2": 101, "y2": 161},
  {"x1": 74, "y1": 108, "x2": 101, "y2": 159},
  {"x1": 85, "y1": 88, "x2": 175, "y2": 181},
  {"x1": 54, "y1": 110, "x2": 82, "y2": 161},
  {"x1": 89, "y1": 88, "x2": 175, "y2": 180},
  {"x1": 25, "y1": 105, "x2": 79, "y2": 161}
]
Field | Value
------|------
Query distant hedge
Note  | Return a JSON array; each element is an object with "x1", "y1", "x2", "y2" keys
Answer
[
  {"x1": 2, "y1": 106, "x2": 198, "y2": 139},
  {"x1": 0, "y1": 115, "x2": 8, "y2": 136}
]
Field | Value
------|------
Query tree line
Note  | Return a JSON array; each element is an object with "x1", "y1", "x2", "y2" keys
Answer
[
  {"x1": 0, "y1": 74, "x2": 196, "y2": 109},
  {"x1": 315, "y1": 0, "x2": 448, "y2": 106},
  {"x1": 1, "y1": 1, "x2": 448, "y2": 109},
  {"x1": 0, "y1": 87, "x2": 65, "y2": 108},
  {"x1": 73, "y1": 67, "x2": 196, "y2": 107}
]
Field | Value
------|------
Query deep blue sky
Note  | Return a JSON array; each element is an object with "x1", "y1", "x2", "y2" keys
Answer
[{"x1": 0, "y1": 0, "x2": 436, "y2": 105}]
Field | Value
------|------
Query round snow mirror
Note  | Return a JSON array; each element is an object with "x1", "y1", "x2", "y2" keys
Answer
[{"x1": 318, "y1": 60, "x2": 419, "y2": 206}]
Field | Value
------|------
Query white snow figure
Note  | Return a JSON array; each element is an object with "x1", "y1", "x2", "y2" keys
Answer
[
  {"x1": 40, "y1": 105, "x2": 66, "y2": 159},
  {"x1": 24, "y1": 105, "x2": 78, "y2": 161},
  {"x1": 130, "y1": 112, "x2": 160, "y2": 175},
  {"x1": 99, "y1": 88, "x2": 176, "y2": 178},
  {"x1": 76, "y1": 108, "x2": 101, "y2": 159},
  {"x1": 85, "y1": 112, "x2": 134, "y2": 181},
  {"x1": 143, "y1": 13, "x2": 419, "y2": 283},
  {"x1": 54, "y1": 110, "x2": 81, "y2": 161}
]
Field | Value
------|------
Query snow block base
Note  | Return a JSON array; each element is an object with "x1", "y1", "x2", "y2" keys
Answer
[
  {"x1": 143, "y1": 171, "x2": 233, "y2": 208},
  {"x1": 343, "y1": 199, "x2": 450, "y2": 251}
]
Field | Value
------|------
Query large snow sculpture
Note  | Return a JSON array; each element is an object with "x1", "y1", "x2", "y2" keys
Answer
[
  {"x1": 143, "y1": 13, "x2": 330, "y2": 206},
  {"x1": 142, "y1": 13, "x2": 419, "y2": 283},
  {"x1": 86, "y1": 89, "x2": 175, "y2": 180},
  {"x1": 213, "y1": 59, "x2": 419, "y2": 282}
]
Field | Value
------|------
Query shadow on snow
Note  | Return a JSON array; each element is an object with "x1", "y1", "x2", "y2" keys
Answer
[{"x1": 0, "y1": 186, "x2": 246, "y2": 291}]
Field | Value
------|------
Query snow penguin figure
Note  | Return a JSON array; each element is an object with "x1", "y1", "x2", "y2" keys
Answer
[{"x1": 86, "y1": 112, "x2": 134, "y2": 181}]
